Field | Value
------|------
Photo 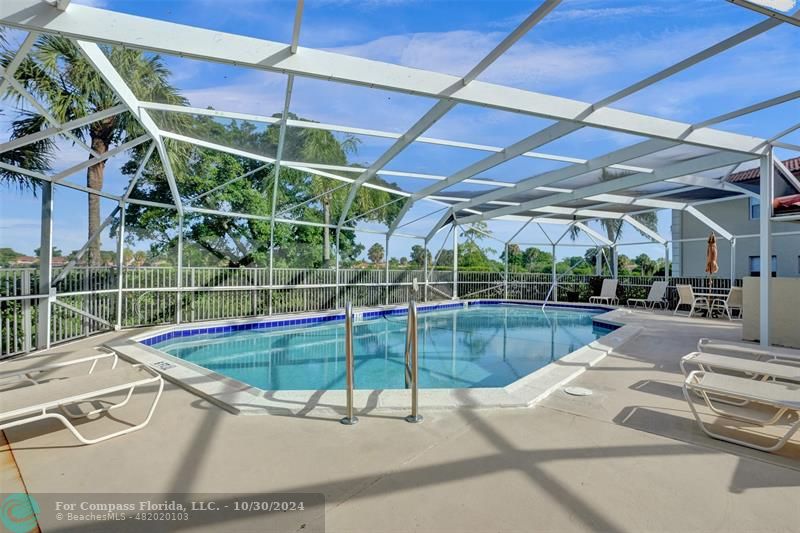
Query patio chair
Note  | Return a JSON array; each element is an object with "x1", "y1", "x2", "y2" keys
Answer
[
  {"x1": 627, "y1": 280, "x2": 668, "y2": 309},
  {"x1": 589, "y1": 279, "x2": 618, "y2": 305},
  {"x1": 710, "y1": 287, "x2": 743, "y2": 320},
  {"x1": 0, "y1": 364, "x2": 163, "y2": 445},
  {"x1": 683, "y1": 370, "x2": 800, "y2": 452},
  {"x1": 673, "y1": 284, "x2": 710, "y2": 317},
  {"x1": 697, "y1": 338, "x2": 800, "y2": 364},
  {"x1": 1, "y1": 349, "x2": 118, "y2": 390}
]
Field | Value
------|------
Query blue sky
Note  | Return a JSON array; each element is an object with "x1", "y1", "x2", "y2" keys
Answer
[{"x1": 2, "y1": 0, "x2": 799, "y2": 262}]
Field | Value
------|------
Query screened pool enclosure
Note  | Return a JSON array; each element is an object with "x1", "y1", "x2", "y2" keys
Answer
[{"x1": 0, "y1": 0, "x2": 799, "y2": 357}]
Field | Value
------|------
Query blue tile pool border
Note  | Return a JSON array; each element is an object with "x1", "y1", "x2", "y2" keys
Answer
[{"x1": 136, "y1": 300, "x2": 619, "y2": 347}]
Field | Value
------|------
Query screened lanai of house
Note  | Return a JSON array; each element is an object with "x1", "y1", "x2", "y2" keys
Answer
[{"x1": 0, "y1": 0, "x2": 798, "y2": 353}]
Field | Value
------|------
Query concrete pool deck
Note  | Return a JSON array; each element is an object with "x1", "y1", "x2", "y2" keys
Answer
[{"x1": 2, "y1": 309, "x2": 799, "y2": 532}]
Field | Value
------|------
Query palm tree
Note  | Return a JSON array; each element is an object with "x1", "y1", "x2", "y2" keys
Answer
[
  {"x1": 0, "y1": 35, "x2": 187, "y2": 265},
  {"x1": 570, "y1": 167, "x2": 658, "y2": 242},
  {"x1": 300, "y1": 128, "x2": 361, "y2": 265}
]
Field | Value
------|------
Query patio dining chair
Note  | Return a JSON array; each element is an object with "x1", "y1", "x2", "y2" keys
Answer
[
  {"x1": 710, "y1": 287, "x2": 742, "y2": 320},
  {"x1": 673, "y1": 284, "x2": 710, "y2": 317},
  {"x1": 589, "y1": 278, "x2": 618, "y2": 305},
  {"x1": 627, "y1": 280, "x2": 668, "y2": 309}
]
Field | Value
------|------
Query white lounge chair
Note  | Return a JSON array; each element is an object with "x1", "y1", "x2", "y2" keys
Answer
[
  {"x1": 710, "y1": 287, "x2": 743, "y2": 320},
  {"x1": 681, "y1": 352, "x2": 800, "y2": 381},
  {"x1": 683, "y1": 370, "x2": 800, "y2": 452},
  {"x1": 697, "y1": 338, "x2": 800, "y2": 364},
  {"x1": 673, "y1": 284, "x2": 710, "y2": 316},
  {"x1": 1, "y1": 349, "x2": 118, "y2": 389},
  {"x1": 0, "y1": 365, "x2": 163, "y2": 445},
  {"x1": 681, "y1": 351, "x2": 800, "y2": 407},
  {"x1": 589, "y1": 279, "x2": 619, "y2": 305},
  {"x1": 627, "y1": 280, "x2": 667, "y2": 309}
]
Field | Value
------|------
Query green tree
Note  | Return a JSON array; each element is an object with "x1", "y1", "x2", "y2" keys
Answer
[
  {"x1": 34, "y1": 246, "x2": 62, "y2": 257},
  {"x1": 367, "y1": 243, "x2": 384, "y2": 264},
  {"x1": 0, "y1": 248, "x2": 24, "y2": 267},
  {"x1": 634, "y1": 253, "x2": 657, "y2": 276},
  {"x1": 409, "y1": 245, "x2": 431, "y2": 268},
  {"x1": 121, "y1": 116, "x2": 398, "y2": 268},
  {"x1": 1, "y1": 36, "x2": 187, "y2": 265}
]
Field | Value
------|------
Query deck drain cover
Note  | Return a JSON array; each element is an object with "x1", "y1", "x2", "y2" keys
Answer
[{"x1": 564, "y1": 386, "x2": 593, "y2": 397}]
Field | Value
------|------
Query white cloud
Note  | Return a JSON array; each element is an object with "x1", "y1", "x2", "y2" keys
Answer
[{"x1": 73, "y1": 0, "x2": 109, "y2": 8}]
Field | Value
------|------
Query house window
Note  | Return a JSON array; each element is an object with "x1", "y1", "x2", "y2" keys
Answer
[
  {"x1": 749, "y1": 255, "x2": 777, "y2": 277},
  {"x1": 749, "y1": 197, "x2": 760, "y2": 220}
]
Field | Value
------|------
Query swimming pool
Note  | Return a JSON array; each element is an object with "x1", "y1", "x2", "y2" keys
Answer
[{"x1": 148, "y1": 303, "x2": 612, "y2": 391}]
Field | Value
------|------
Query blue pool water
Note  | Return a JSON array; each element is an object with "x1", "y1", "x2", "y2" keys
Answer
[{"x1": 152, "y1": 304, "x2": 609, "y2": 390}]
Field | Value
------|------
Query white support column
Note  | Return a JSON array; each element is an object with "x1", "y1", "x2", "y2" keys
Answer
[
  {"x1": 37, "y1": 182, "x2": 53, "y2": 349},
  {"x1": 176, "y1": 214, "x2": 183, "y2": 324},
  {"x1": 551, "y1": 244, "x2": 557, "y2": 302},
  {"x1": 384, "y1": 234, "x2": 390, "y2": 305},
  {"x1": 423, "y1": 239, "x2": 429, "y2": 302},
  {"x1": 612, "y1": 246, "x2": 618, "y2": 279},
  {"x1": 664, "y1": 243, "x2": 670, "y2": 285},
  {"x1": 115, "y1": 201, "x2": 125, "y2": 329},
  {"x1": 759, "y1": 151, "x2": 773, "y2": 346},
  {"x1": 730, "y1": 238, "x2": 737, "y2": 284},
  {"x1": 595, "y1": 248, "x2": 602, "y2": 276},
  {"x1": 452, "y1": 225, "x2": 458, "y2": 300},
  {"x1": 268, "y1": 74, "x2": 295, "y2": 315},
  {"x1": 335, "y1": 229, "x2": 341, "y2": 309},
  {"x1": 504, "y1": 243, "x2": 509, "y2": 299}
]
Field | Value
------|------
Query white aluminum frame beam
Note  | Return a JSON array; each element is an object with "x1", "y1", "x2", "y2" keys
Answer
[
  {"x1": 75, "y1": 40, "x2": 181, "y2": 214},
  {"x1": 0, "y1": 31, "x2": 37, "y2": 97},
  {"x1": 137, "y1": 101, "x2": 658, "y2": 174},
  {"x1": 3, "y1": 68, "x2": 101, "y2": 158},
  {"x1": 775, "y1": 157, "x2": 800, "y2": 192},
  {"x1": 122, "y1": 142, "x2": 155, "y2": 200},
  {"x1": 0, "y1": 104, "x2": 127, "y2": 155},
  {"x1": 433, "y1": 85, "x2": 793, "y2": 232},
  {"x1": 390, "y1": 5, "x2": 787, "y2": 231},
  {"x1": 727, "y1": 0, "x2": 800, "y2": 28},
  {"x1": 586, "y1": 193, "x2": 687, "y2": 211},
  {"x1": 336, "y1": 0, "x2": 561, "y2": 228},
  {"x1": 51, "y1": 134, "x2": 150, "y2": 182},
  {"x1": 419, "y1": 138, "x2": 678, "y2": 240},
  {"x1": 290, "y1": 0, "x2": 304, "y2": 54},
  {"x1": 666, "y1": 174, "x2": 758, "y2": 198},
  {"x1": 684, "y1": 205, "x2": 734, "y2": 241},
  {"x1": 621, "y1": 215, "x2": 666, "y2": 244},
  {"x1": 159, "y1": 130, "x2": 416, "y2": 199},
  {"x1": 51, "y1": 206, "x2": 120, "y2": 285},
  {"x1": 574, "y1": 223, "x2": 613, "y2": 246},
  {"x1": 0, "y1": 0, "x2": 770, "y2": 155},
  {"x1": 458, "y1": 151, "x2": 755, "y2": 223}
]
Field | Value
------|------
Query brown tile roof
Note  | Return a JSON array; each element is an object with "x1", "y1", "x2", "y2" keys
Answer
[{"x1": 727, "y1": 156, "x2": 800, "y2": 184}]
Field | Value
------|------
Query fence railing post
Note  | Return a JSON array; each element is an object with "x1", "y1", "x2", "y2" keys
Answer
[{"x1": 21, "y1": 269, "x2": 32, "y2": 353}]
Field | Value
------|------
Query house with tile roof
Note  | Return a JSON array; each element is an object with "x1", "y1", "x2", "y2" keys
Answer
[{"x1": 671, "y1": 157, "x2": 800, "y2": 278}]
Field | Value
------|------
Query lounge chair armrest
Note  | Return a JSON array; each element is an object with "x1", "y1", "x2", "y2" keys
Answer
[{"x1": 0, "y1": 351, "x2": 118, "y2": 383}]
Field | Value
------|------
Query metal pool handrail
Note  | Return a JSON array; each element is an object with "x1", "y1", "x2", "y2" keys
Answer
[
  {"x1": 340, "y1": 301, "x2": 358, "y2": 425},
  {"x1": 404, "y1": 300, "x2": 423, "y2": 423}
]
